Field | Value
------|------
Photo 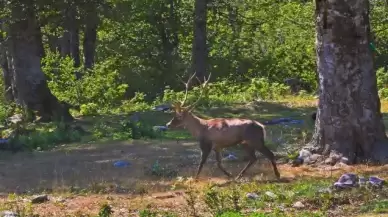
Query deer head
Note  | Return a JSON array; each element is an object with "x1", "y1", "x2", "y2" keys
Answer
[{"x1": 165, "y1": 72, "x2": 211, "y2": 129}]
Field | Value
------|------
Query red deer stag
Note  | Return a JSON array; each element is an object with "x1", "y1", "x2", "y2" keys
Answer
[{"x1": 166, "y1": 73, "x2": 280, "y2": 180}]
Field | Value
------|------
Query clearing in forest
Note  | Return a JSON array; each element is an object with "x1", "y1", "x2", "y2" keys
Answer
[{"x1": 1, "y1": 98, "x2": 388, "y2": 216}]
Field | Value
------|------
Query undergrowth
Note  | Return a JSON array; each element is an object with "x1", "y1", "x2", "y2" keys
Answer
[{"x1": 0, "y1": 77, "x2": 319, "y2": 151}]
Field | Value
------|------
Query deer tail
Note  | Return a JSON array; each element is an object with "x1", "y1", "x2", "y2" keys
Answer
[{"x1": 254, "y1": 121, "x2": 266, "y2": 141}]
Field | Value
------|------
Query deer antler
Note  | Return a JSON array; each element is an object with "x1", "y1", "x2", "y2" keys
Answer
[
  {"x1": 186, "y1": 72, "x2": 211, "y2": 111},
  {"x1": 176, "y1": 73, "x2": 197, "y2": 107}
]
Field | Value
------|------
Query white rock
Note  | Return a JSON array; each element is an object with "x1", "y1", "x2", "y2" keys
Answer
[
  {"x1": 293, "y1": 201, "x2": 305, "y2": 208},
  {"x1": 299, "y1": 149, "x2": 312, "y2": 159},
  {"x1": 246, "y1": 193, "x2": 259, "y2": 199},
  {"x1": 265, "y1": 191, "x2": 277, "y2": 198}
]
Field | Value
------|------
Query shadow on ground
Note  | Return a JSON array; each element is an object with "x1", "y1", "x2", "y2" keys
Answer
[
  {"x1": 0, "y1": 140, "x2": 283, "y2": 195},
  {"x1": 0, "y1": 101, "x2": 319, "y2": 195}
]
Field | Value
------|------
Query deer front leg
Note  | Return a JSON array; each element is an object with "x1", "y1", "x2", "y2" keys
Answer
[
  {"x1": 195, "y1": 139, "x2": 212, "y2": 180},
  {"x1": 214, "y1": 150, "x2": 232, "y2": 177}
]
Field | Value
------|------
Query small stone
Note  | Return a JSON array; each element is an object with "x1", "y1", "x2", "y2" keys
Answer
[
  {"x1": 337, "y1": 162, "x2": 350, "y2": 167},
  {"x1": 340, "y1": 157, "x2": 349, "y2": 164},
  {"x1": 324, "y1": 157, "x2": 336, "y2": 165},
  {"x1": 2, "y1": 211, "x2": 19, "y2": 217},
  {"x1": 265, "y1": 191, "x2": 277, "y2": 198},
  {"x1": 246, "y1": 193, "x2": 259, "y2": 199},
  {"x1": 291, "y1": 157, "x2": 303, "y2": 167},
  {"x1": 293, "y1": 201, "x2": 305, "y2": 208},
  {"x1": 299, "y1": 149, "x2": 312, "y2": 159},
  {"x1": 54, "y1": 197, "x2": 66, "y2": 203},
  {"x1": 154, "y1": 193, "x2": 175, "y2": 199},
  {"x1": 31, "y1": 194, "x2": 49, "y2": 204},
  {"x1": 318, "y1": 187, "x2": 332, "y2": 194},
  {"x1": 309, "y1": 154, "x2": 322, "y2": 162}
]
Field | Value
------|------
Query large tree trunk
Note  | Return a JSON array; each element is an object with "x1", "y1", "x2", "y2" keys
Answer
[
  {"x1": 304, "y1": 0, "x2": 388, "y2": 164},
  {"x1": 6, "y1": 0, "x2": 73, "y2": 122},
  {"x1": 191, "y1": 0, "x2": 208, "y2": 82}
]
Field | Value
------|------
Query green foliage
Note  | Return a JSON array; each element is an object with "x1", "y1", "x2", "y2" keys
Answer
[
  {"x1": 42, "y1": 51, "x2": 128, "y2": 111},
  {"x1": 160, "y1": 77, "x2": 290, "y2": 109},
  {"x1": 377, "y1": 67, "x2": 388, "y2": 99},
  {"x1": 15, "y1": 122, "x2": 82, "y2": 150},
  {"x1": 97, "y1": 203, "x2": 113, "y2": 217},
  {"x1": 91, "y1": 119, "x2": 161, "y2": 141},
  {"x1": 0, "y1": 104, "x2": 13, "y2": 126}
]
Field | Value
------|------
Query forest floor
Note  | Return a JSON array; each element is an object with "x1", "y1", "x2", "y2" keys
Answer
[{"x1": 1, "y1": 97, "x2": 388, "y2": 216}]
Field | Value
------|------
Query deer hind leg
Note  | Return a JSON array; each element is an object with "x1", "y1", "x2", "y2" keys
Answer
[
  {"x1": 235, "y1": 144, "x2": 257, "y2": 180},
  {"x1": 214, "y1": 149, "x2": 232, "y2": 177},
  {"x1": 257, "y1": 145, "x2": 280, "y2": 179},
  {"x1": 195, "y1": 139, "x2": 212, "y2": 179}
]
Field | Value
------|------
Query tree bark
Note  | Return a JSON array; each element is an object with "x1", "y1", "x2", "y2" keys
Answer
[
  {"x1": 83, "y1": 4, "x2": 98, "y2": 70},
  {"x1": 0, "y1": 33, "x2": 14, "y2": 101},
  {"x1": 305, "y1": 0, "x2": 388, "y2": 164},
  {"x1": 6, "y1": 0, "x2": 73, "y2": 122},
  {"x1": 191, "y1": 0, "x2": 208, "y2": 82},
  {"x1": 61, "y1": 1, "x2": 80, "y2": 68}
]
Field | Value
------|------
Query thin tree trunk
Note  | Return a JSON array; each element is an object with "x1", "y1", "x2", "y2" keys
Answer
[
  {"x1": 47, "y1": 35, "x2": 60, "y2": 53},
  {"x1": 61, "y1": 1, "x2": 80, "y2": 66},
  {"x1": 7, "y1": 0, "x2": 73, "y2": 122},
  {"x1": 83, "y1": 5, "x2": 98, "y2": 70},
  {"x1": 191, "y1": 0, "x2": 208, "y2": 82},
  {"x1": 0, "y1": 32, "x2": 13, "y2": 101},
  {"x1": 304, "y1": 0, "x2": 388, "y2": 164}
]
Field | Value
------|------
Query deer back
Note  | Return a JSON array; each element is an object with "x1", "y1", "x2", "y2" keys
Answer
[{"x1": 204, "y1": 118, "x2": 264, "y2": 147}]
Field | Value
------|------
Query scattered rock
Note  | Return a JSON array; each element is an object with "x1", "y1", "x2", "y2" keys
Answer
[
  {"x1": 303, "y1": 153, "x2": 323, "y2": 165},
  {"x1": 324, "y1": 157, "x2": 336, "y2": 165},
  {"x1": 291, "y1": 157, "x2": 303, "y2": 167},
  {"x1": 368, "y1": 176, "x2": 385, "y2": 188},
  {"x1": 333, "y1": 173, "x2": 358, "y2": 189},
  {"x1": 293, "y1": 201, "x2": 305, "y2": 209},
  {"x1": 8, "y1": 114, "x2": 23, "y2": 124},
  {"x1": 340, "y1": 157, "x2": 349, "y2": 164},
  {"x1": 31, "y1": 194, "x2": 49, "y2": 204},
  {"x1": 1, "y1": 211, "x2": 18, "y2": 217},
  {"x1": 317, "y1": 187, "x2": 332, "y2": 194},
  {"x1": 358, "y1": 176, "x2": 367, "y2": 186},
  {"x1": 337, "y1": 162, "x2": 350, "y2": 167},
  {"x1": 265, "y1": 191, "x2": 277, "y2": 199},
  {"x1": 154, "y1": 193, "x2": 175, "y2": 199},
  {"x1": 246, "y1": 193, "x2": 259, "y2": 199},
  {"x1": 223, "y1": 154, "x2": 238, "y2": 161},
  {"x1": 113, "y1": 160, "x2": 131, "y2": 168},
  {"x1": 53, "y1": 197, "x2": 66, "y2": 203},
  {"x1": 299, "y1": 149, "x2": 312, "y2": 159},
  {"x1": 309, "y1": 154, "x2": 322, "y2": 162}
]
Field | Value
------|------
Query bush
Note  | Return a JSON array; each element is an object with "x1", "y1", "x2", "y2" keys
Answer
[
  {"x1": 377, "y1": 67, "x2": 388, "y2": 99},
  {"x1": 42, "y1": 51, "x2": 128, "y2": 111},
  {"x1": 14, "y1": 122, "x2": 83, "y2": 150}
]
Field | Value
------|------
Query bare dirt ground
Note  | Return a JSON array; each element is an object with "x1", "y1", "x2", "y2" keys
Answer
[
  {"x1": 0, "y1": 140, "x2": 282, "y2": 216},
  {"x1": 1, "y1": 139, "x2": 388, "y2": 216}
]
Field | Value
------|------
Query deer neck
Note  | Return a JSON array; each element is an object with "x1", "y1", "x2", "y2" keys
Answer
[{"x1": 183, "y1": 113, "x2": 207, "y2": 139}]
